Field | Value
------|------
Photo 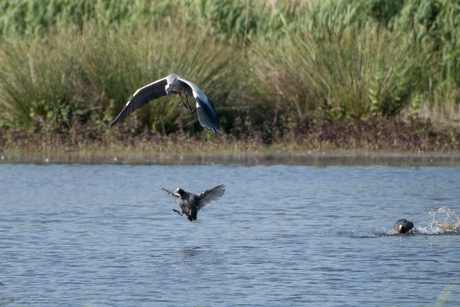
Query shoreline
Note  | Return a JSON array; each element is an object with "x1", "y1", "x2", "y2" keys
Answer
[{"x1": 2, "y1": 150, "x2": 460, "y2": 166}]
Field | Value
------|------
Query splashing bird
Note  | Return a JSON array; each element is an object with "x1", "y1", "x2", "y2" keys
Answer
[
  {"x1": 107, "y1": 73, "x2": 221, "y2": 133},
  {"x1": 162, "y1": 185, "x2": 225, "y2": 222},
  {"x1": 394, "y1": 219, "x2": 414, "y2": 234}
]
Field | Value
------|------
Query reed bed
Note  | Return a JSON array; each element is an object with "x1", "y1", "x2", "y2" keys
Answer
[
  {"x1": 0, "y1": 0, "x2": 459, "y2": 154},
  {"x1": 0, "y1": 22, "x2": 244, "y2": 132}
]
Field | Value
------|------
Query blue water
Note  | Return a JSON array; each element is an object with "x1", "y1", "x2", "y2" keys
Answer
[{"x1": 0, "y1": 163, "x2": 459, "y2": 306}]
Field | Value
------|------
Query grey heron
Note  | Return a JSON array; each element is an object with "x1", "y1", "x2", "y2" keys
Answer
[
  {"x1": 107, "y1": 74, "x2": 221, "y2": 133},
  {"x1": 394, "y1": 219, "x2": 414, "y2": 234},
  {"x1": 162, "y1": 184, "x2": 225, "y2": 222}
]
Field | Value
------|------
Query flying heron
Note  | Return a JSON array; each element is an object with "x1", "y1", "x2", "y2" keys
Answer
[
  {"x1": 107, "y1": 74, "x2": 221, "y2": 133},
  {"x1": 394, "y1": 219, "x2": 414, "y2": 234},
  {"x1": 162, "y1": 184, "x2": 225, "y2": 222}
]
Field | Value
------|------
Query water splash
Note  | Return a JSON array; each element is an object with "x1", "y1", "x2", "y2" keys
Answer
[
  {"x1": 362, "y1": 207, "x2": 460, "y2": 237},
  {"x1": 390, "y1": 207, "x2": 460, "y2": 235},
  {"x1": 422, "y1": 207, "x2": 460, "y2": 234}
]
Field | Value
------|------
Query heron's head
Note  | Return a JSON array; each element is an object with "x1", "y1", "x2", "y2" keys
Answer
[
  {"x1": 175, "y1": 188, "x2": 185, "y2": 195},
  {"x1": 165, "y1": 83, "x2": 173, "y2": 95}
]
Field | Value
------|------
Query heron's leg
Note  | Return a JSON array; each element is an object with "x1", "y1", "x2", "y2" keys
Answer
[
  {"x1": 185, "y1": 96, "x2": 196, "y2": 113},
  {"x1": 172, "y1": 209, "x2": 183, "y2": 216},
  {"x1": 178, "y1": 93, "x2": 196, "y2": 114},
  {"x1": 184, "y1": 96, "x2": 191, "y2": 109},
  {"x1": 178, "y1": 93, "x2": 191, "y2": 110}
]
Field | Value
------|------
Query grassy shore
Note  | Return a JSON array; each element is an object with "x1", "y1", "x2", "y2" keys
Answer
[
  {"x1": 1, "y1": 115, "x2": 459, "y2": 156},
  {"x1": 1, "y1": 0, "x2": 460, "y2": 157}
]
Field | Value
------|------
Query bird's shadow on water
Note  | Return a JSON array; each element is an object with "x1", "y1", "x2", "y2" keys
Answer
[{"x1": 181, "y1": 246, "x2": 203, "y2": 257}]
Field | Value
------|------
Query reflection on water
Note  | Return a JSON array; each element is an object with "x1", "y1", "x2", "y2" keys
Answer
[
  {"x1": 0, "y1": 163, "x2": 459, "y2": 305},
  {"x1": 182, "y1": 247, "x2": 203, "y2": 257}
]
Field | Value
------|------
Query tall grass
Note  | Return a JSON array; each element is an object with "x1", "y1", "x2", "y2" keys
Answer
[
  {"x1": 392, "y1": 0, "x2": 460, "y2": 115},
  {"x1": 0, "y1": 0, "x2": 459, "y2": 142},
  {"x1": 0, "y1": 21, "x2": 244, "y2": 134},
  {"x1": 0, "y1": 33, "x2": 73, "y2": 130},
  {"x1": 253, "y1": 24, "x2": 431, "y2": 122},
  {"x1": 0, "y1": 0, "x2": 309, "y2": 43}
]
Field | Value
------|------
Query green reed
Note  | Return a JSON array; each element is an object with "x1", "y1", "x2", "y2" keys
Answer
[
  {"x1": 0, "y1": 0, "x2": 459, "y2": 140},
  {"x1": 0, "y1": 21, "x2": 244, "y2": 133},
  {"x1": 253, "y1": 25, "x2": 431, "y2": 122}
]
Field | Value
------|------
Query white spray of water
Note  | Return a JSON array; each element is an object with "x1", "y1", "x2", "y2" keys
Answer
[
  {"x1": 369, "y1": 207, "x2": 460, "y2": 237},
  {"x1": 417, "y1": 207, "x2": 460, "y2": 234}
]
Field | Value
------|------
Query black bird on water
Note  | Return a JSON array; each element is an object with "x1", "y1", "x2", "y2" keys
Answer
[
  {"x1": 162, "y1": 184, "x2": 225, "y2": 222},
  {"x1": 394, "y1": 219, "x2": 414, "y2": 234}
]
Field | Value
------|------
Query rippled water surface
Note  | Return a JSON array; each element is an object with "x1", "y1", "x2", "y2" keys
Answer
[{"x1": 1, "y1": 163, "x2": 459, "y2": 306}]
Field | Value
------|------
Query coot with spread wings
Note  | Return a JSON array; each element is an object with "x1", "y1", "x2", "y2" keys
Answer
[{"x1": 162, "y1": 184, "x2": 225, "y2": 222}]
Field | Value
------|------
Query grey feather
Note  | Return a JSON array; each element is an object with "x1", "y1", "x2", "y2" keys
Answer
[
  {"x1": 108, "y1": 78, "x2": 168, "y2": 128},
  {"x1": 107, "y1": 73, "x2": 220, "y2": 133},
  {"x1": 196, "y1": 184, "x2": 225, "y2": 210},
  {"x1": 162, "y1": 187, "x2": 179, "y2": 201}
]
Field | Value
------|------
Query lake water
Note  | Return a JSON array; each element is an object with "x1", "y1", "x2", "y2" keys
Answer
[{"x1": 1, "y1": 161, "x2": 459, "y2": 306}]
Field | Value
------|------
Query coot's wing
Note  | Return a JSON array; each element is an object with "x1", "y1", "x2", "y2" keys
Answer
[
  {"x1": 162, "y1": 187, "x2": 180, "y2": 202},
  {"x1": 196, "y1": 184, "x2": 225, "y2": 211}
]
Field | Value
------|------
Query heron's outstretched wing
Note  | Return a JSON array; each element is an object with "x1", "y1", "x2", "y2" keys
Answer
[
  {"x1": 196, "y1": 184, "x2": 225, "y2": 211},
  {"x1": 162, "y1": 188, "x2": 180, "y2": 202},
  {"x1": 107, "y1": 77, "x2": 168, "y2": 128},
  {"x1": 176, "y1": 77, "x2": 221, "y2": 134},
  {"x1": 195, "y1": 96, "x2": 221, "y2": 134}
]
